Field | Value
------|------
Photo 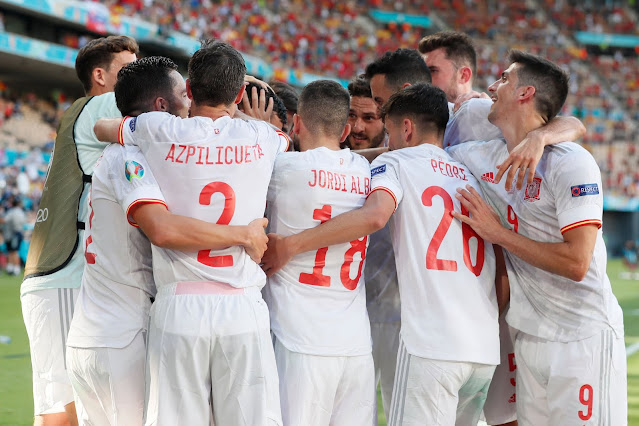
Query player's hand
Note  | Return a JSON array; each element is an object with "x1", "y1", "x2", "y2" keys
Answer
[
  {"x1": 261, "y1": 233, "x2": 294, "y2": 277},
  {"x1": 241, "y1": 86, "x2": 274, "y2": 122},
  {"x1": 495, "y1": 130, "x2": 544, "y2": 191},
  {"x1": 451, "y1": 185, "x2": 505, "y2": 244},
  {"x1": 453, "y1": 90, "x2": 490, "y2": 113},
  {"x1": 243, "y1": 218, "x2": 269, "y2": 264},
  {"x1": 244, "y1": 75, "x2": 272, "y2": 92}
]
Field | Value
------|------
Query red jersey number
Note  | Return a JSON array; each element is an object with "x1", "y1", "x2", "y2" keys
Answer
[
  {"x1": 422, "y1": 186, "x2": 485, "y2": 276},
  {"x1": 299, "y1": 205, "x2": 368, "y2": 289},
  {"x1": 197, "y1": 182, "x2": 235, "y2": 267}
]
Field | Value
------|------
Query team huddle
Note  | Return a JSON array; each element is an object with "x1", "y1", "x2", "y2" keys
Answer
[{"x1": 20, "y1": 31, "x2": 626, "y2": 426}]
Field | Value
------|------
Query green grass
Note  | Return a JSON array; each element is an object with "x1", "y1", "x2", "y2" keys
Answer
[{"x1": 1, "y1": 260, "x2": 637, "y2": 425}]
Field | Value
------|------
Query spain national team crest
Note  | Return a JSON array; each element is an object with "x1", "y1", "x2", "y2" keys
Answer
[
  {"x1": 125, "y1": 160, "x2": 145, "y2": 182},
  {"x1": 524, "y1": 177, "x2": 542, "y2": 202}
]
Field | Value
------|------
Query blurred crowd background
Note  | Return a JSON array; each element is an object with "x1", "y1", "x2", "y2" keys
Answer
[{"x1": 0, "y1": 0, "x2": 638, "y2": 272}]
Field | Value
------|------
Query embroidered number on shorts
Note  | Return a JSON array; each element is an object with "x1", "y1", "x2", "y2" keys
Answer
[
  {"x1": 422, "y1": 186, "x2": 485, "y2": 276},
  {"x1": 299, "y1": 205, "x2": 368, "y2": 289},
  {"x1": 578, "y1": 384, "x2": 593, "y2": 421},
  {"x1": 197, "y1": 182, "x2": 235, "y2": 267}
]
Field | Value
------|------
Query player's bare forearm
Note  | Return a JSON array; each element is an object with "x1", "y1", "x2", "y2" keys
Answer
[
  {"x1": 453, "y1": 185, "x2": 597, "y2": 281},
  {"x1": 495, "y1": 116, "x2": 586, "y2": 191},
  {"x1": 493, "y1": 245, "x2": 510, "y2": 316},
  {"x1": 94, "y1": 118, "x2": 122, "y2": 143},
  {"x1": 261, "y1": 191, "x2": 394, "y2": 276},
  {"x1": 133, "y1": 204, "x2": 268, "y2": 256}
]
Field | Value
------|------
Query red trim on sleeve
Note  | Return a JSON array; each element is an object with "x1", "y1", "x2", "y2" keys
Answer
[
  {"x1": 118, "y1": 116, "x2": 130, "y2": 146},
  {"x1": 126, "y1": 199, "x2": 167, "y2": 227},
  {"x1": 560, "y1": 219, "x2": 602, "y2": 234},
  {"x1": 276, "y1": 129, "x2": 291, "y2": 152},
  {"x1": 368, "y1": 186, "x2": 398, "y2": 211}
]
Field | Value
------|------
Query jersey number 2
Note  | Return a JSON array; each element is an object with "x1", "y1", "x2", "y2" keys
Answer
[
  {"x1": 197, "y1": 182, "x2": 235, "y2": 267},
  {"x1": 422, "y1": 186, "x2": 484, "y2": 276},
  {"x1": 299, "y1": 205, "x2": 367, "y2": 290}
]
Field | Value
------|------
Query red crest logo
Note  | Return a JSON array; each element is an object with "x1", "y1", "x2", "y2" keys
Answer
[{"x1": 524, "y1": 177, "x2": 542, "y2": 202}]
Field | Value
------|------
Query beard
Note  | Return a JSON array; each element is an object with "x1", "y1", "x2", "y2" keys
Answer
[{"x1": 348, "y1": 129, "x2": 386, "y2": 149}]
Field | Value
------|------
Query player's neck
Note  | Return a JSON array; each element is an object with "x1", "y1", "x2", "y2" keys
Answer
[
  {"x1": 300, "y1": 136, "x2": 341, "y2": 151},
  {"x1": 190, "y1": 104, "x2": 235, "y2": 121},
  {"x1": 411, "y1": 134, "x2": 443, "y2": 149},
  {"x1": 500, "y1": 113, "x2": 545, "y2": 153}
]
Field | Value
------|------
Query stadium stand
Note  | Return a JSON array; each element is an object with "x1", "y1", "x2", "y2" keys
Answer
[{"x1": 0, "y1": 0, "x2": 637, "y2": 253}]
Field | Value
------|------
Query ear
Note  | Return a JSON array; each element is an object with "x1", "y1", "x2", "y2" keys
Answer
[
  {"x1": 293, "y1": 113, "x2": 301, "y2": 136},
  {"x1": 233, "y1": 85, "x2": 246, "y2": 105},
  {"x1": 186, "y1": 79, "x2": 193, "y2": 101},
  {"x1": 459, "y1": 66, "x2": 472, "y2": 85},
  {"x1": 153, "y1": 97, "x2": 169, "y2": 112},
  {"x1": 519, "y1": 85, "x2": 536, "y2": 102},
  {"x1": 403, "y1": 118, "x2": 414, "y2": 142},
  {"x1": 92, "y1": 67, "x2": 107, "y2": 89},
  {"x1": 401, "y1": 82, "x2": 412, "y2": 90},
  {"x1": 339, "y1": 123, "x2": 352, "y2": 143}
]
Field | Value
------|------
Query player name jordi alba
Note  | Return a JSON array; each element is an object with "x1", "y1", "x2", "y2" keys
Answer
[
  {"x1": 164, "y1": 143, "x2": 265, "y2": 165},
  {"x1": 308, "y1": 169, "x2": 371, "y2": 195}
]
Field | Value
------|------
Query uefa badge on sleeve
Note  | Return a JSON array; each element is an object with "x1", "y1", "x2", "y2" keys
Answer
[
  {"x1": 125, "y1": 160, "x2": 145, "y2": 182},
  {"x1": 524, "y1": 177, "x2": 542, "y2": 202}
]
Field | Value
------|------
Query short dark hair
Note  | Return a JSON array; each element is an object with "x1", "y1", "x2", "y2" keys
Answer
[
  {"x1": 347, "y1": 77, "x2": 372, "y2": 98},
  {"x1": 188, "y1": 40, "x2": 246, "y2": 107},
  {"x1": 382, "y1": 83, "x2": 449, "y2": 139},
  {"x1": 269, "y1": 81, "x2": 298, "y2": 113},
  {"x1": 75, "y1": 35, "x2": 139, "y2": 94},
  {"x1": 508, "y1": 50, "x2": 569, "y2": 121},
  {"x1": 364, "y1": 49, "x2": 431, "y2": 91},
  {"x1": 242, "y1": 81, "x2": 287, "y2": 127},
  {"x1": 114, "y1": 56, "x2": 179, "y2": 117},
  {"x1": 298, "y1": 80, "x2": 350, "y2": 138},
  {"x1": 418, "y1": 31, "x2": 477, "y2": 78}
]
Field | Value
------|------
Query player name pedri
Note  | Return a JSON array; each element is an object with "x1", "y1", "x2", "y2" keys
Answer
[
  {"x1": 164, "y1": 143, "x2": 265, "y2": 165},
  {"x1": 431, "y1": 159, "x2": 468, "y2": 181},
  {"x1": 308, "y1": 169, "x2": 371, "y2": 195}
]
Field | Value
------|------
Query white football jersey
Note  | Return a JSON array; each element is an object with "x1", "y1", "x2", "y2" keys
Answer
[
  {"x1": 264, "y1": 147, "x2": 372, "y2": 356},
  {"x1": 371, "y1": 144, "x2": 499, "y2": 365},
  {"x1": 444, "y1": 98, "x2": 502, "y2": 148},
  {"x1": 119, "y1": 112, "x2": 289, "y2": 290},
  {"x1": 448, "y1": 140, "x2": 624, "y2": 342},
  {"x1": 67, "y1": 144, "x2": 164, "y2": 349}
]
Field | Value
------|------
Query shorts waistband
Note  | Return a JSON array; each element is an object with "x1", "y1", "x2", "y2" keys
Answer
[{"x1": 156, "y1": 281, "x2": 260, "y2": 297}]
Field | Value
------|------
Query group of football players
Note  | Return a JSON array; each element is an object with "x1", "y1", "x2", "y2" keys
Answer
[{"x1": 20, "y1": 30, "x2": 626, "y2": 426}]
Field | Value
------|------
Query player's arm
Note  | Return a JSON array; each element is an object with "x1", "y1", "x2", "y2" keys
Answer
[
  {"x1": 261, "y1": 190, "x2": 395, "y2": 276},
  {"x1": 94, "y1": 118, "x2": 122, "y2": 144},
  {"x1": 494, "y1": 245, "x2": 510, "y2": 316},
  {"x1": 354, "y1": 147, "x2": 389, "y2": 163},
  {"x1": 452, "y1": 185, "x2": 596, "y2": 281},
  {"x1": 496, "y1": 116, "x2": 586, "y2": 190},
  {"x1": 131, "y1": 203, "x2": 268, "y2": 263}
]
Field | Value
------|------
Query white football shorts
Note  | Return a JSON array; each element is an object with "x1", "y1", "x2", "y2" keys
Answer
[
  {"x1": 21, "y1": 288, "x2": 79, "y2": 415},
  {"x1": 273, "y1": 337, "x2": 375, "y2": 426},
  {"x1": 145, "y1": 282, "x2": 281, "y2": 426},
  {"x1": 515, "y1": 328, "x2": 627, "y2": 426},
  {"x1": 389, "y1": 339, "x2": 495, "y2": 426}
]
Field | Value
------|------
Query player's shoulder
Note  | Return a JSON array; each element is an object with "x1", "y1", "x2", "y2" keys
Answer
[{"x1": 545, "y1": 141, "x2": 597, "y2": 166}]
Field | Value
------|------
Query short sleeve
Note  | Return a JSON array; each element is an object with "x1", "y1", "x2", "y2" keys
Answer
[
  {"x1": 109, "y1": 146, "x2": 167, "y2": 227},
  {"x1": 118, "y1": 111, "x2": 178, "y2": 152},
  {"x1": 551, "y1": 149, "x2": 603, "y2": 234},
  {"x1": 444, "y1": 98, "x2": 501, "y2": 148},
  {"x1": 369, "y1": 154, "x2": 402, "y2": 211}
]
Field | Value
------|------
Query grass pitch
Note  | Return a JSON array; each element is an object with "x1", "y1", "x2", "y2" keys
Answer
[{"x1": 1, "y1": 259, "x2": 638, "y2": 425}]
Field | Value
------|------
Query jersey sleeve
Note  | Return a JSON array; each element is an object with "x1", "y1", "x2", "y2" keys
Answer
[
  {"x1": 369, "y1": 154, "x2": 402, "y2": 211},
  {"x1": 551, "y1": 148, "x2": 603, "y2": 234},
  {"x1": 444, "y1": 98, "x2": 501, "y2": 148},
  {"x1": 118, "y1": 111, "x2": 179, "y2": 152},
  {"x1": 109, "y1": 146, "x2": 167, "y2": 227}
]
